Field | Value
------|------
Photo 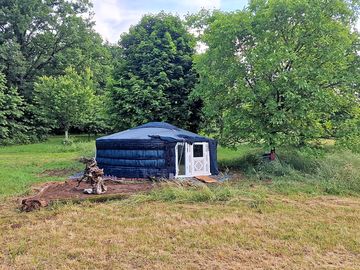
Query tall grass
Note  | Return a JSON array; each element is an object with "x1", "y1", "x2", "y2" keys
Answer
[
  {"x1": 145, "y1": 144, "x2": 360, "y2": 203},
  {"x1": 219, "y1": 146, "x2": 360, "y2": 196}
]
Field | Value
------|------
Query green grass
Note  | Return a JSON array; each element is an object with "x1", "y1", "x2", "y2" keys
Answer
[
  {"x1": 0, "y1": 138, "x2": 359, "y2": 269},
  {"x1": 0, "y1": 136, "x2": 96, "y2": 197},
  {"x1": 0, "y1": 137, "x2": 359, "y2": 198},
  {"x1": 216, "y1": 145, "x2": 360, "y2": 197}
]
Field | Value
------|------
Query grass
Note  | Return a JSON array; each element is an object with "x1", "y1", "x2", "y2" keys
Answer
[
  {"x1": 1, "y1": 136, "x2": 359, "y2": 198},
  {"x1": 0, "y1": 136, "x2": 96, "y2": 197},
  {"x1": 218, "y1": 145, "x2": 360, "y2": 196},
  {"x1": 0, "y1": 196, "x2": 359, "y2": 269},
  {"x1": 0, "y1": 137, "x2": 359, "y2": 269}
]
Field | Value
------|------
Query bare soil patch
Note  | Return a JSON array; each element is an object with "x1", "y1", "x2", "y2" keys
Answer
[
  {"x1": 21, "y1": 180, "x2": 153, "y2": 211},
  {"x1": 38, "y1": 168, "x2": 76, "y2": 177}
]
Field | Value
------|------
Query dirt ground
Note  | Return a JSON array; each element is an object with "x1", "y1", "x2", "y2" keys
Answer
[{"x1": 20, "y1": 180, "x2": 154, "y2": 211}]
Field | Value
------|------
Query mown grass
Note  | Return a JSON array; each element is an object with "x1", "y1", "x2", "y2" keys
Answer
[
  {"x1": 0, "y1": 195, "x2": 359, "y2": 269},
  {"x1": 0, "y1": 137, "x2": 360, "y2": 269},
  {"x1": 0, "y1": 136, "x2": 96, "y2": 197}
]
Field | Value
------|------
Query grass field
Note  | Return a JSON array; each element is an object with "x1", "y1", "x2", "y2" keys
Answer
[
  {"x1": 0, "y1": 136, "x2": 95, "y2": 197},
  {"x1": 0, "y1": 137, "x2": 359, "y2": 269}
]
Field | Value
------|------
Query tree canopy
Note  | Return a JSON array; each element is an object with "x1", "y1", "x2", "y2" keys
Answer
[
  {"x1": 0, "y1": 72, "x2": 26, "y2": 144},
  {"x1": 1, "y1": 1, "x2": 359, "y2": 150},
  {"x1": 193, "y1": 0, "x2": 360, "y2": 148},
  {"x1": 109, "y1": 12, "x2": 202, "y2": 132},
  {"x1": 0, "y1": 0, "x2": 111, "y2": 144},
  {"x1": 34, "y1": 67, "x2": 97, "y2": 141},
  {"x1": 0, "y1": 0, "x2": 111, "y2": 96}
]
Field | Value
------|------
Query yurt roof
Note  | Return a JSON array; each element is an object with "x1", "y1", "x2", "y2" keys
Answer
[{"x1": 97, "y1": 122, "x2": 212, "y2": 143}]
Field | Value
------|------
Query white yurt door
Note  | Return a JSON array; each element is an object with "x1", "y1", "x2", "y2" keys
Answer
[
  {"x1": 191, "y1": 142, "x2": 210, "y2": 176},
  {"x1": 175, "y1": 142, "x2": 211, "y2": 177}
]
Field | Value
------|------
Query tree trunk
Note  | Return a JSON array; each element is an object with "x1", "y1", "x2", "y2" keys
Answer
[{"x1": 270, "y1": 148, "x2": 276, "y2": 161}]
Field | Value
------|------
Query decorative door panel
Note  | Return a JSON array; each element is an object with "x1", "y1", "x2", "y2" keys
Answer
[{"x1": 192, "y1": 142, "x2": 210, "y2": 176}]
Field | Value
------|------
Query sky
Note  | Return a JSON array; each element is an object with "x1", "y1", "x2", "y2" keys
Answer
[
  {"x1": 92, "y1": 0, "x2": 360, "y2": 43},
  {"x1": 92, "y1": 0, "x2": 248, "y2": 43}
]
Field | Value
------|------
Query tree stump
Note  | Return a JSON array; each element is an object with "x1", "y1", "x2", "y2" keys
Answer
[{"x1": 21, "y1": 198, "x2": 48, "y2": 212}]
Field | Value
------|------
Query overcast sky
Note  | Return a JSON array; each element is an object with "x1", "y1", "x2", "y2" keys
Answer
[
  {"x1": 92, "y1": 0, "x2": 360, "y2": 44},
  {"x1": 92, "y1": 0, "x2": 248, "y2": 43}
]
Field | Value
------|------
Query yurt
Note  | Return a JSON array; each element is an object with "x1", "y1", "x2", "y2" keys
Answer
[{"x1": 96, "y1": 122, "x2": 218, "y2": 178}]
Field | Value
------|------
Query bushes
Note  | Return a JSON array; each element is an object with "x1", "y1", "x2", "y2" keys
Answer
[{"x1": 337, "y1": 135, "x2": 360, "y2": 154}]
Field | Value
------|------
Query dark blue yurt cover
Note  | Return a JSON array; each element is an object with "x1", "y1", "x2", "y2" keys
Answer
[{"x1": 96, "y1": 122, "x2": 218, "y2": 178}]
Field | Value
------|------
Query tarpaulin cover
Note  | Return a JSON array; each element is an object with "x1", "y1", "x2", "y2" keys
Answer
[{"x1": 96, "y1": 122, "x2": 218, "y2": 178}]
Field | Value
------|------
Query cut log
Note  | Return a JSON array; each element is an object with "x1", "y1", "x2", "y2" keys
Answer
[{"x1": 78, "y1": 157, "x2": 107, "y2": 194}]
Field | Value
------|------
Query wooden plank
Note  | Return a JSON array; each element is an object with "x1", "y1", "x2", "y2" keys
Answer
[{"x1": 195, "y1": 175, "x2": 218, "y2": 183}]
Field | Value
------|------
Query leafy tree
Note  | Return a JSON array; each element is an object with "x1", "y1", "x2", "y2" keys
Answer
[
  {"x1": 109, "y1": 12, "x2": 201, "y2": 131},
  {"x1": 0, "y1": 0, "x2": 87, "y2": 93},
  {"x1": 0, "y1": 0, "x2": 112, "y2": 143},
  {"x1": 82, "y1": 95, "x2": 111, "y2": 136},
  {"x1": 34, "y1": 67, "x2": 97, "y2": 141},
  {"x1": 0, "y1": 0, "x2": 111, "y2": 95},
  {"x1": 334, "y1": 94, "x2": 360, "y2": 152},
  {"x1": 0, "y1": 72, "x2": 26, "y2": 145},
  {"x1": 194, "y1": 0, "x2": 360, "y2": 149}
]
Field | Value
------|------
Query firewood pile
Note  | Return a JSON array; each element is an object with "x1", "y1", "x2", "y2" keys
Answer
[{"x1": 77, "y1": 157, "x2": 107, "y2": 195}]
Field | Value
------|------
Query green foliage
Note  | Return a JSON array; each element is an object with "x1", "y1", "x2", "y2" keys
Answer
[
  {"x1": 82, "y1": 94, "x2": 111, "y2": 135},
  {"x1": 109, "y1": 12, "x2": 201, "y2": 131},
  {"x1": 0, "y1": 0, "x2": 111, "y2": 96},
  {"x1": 335, "y1": 105, "x2": 360, "y2": 153},
  {"x1": 0, "y1": 72, "x2": 28, "y2": 145},
  {"x1": 0, "y1": 0, "x2": 112, "y2": 144},
  {"x1": 34, "y1": 67, "x2": 97, "y2": 140},
  {"x1": 194, "y1": 0, "x2": 360, "y2": 147}
]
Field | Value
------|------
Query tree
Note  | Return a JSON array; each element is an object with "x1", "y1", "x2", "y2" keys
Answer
[
  {"x1": 82, "y1": 94, "x2": 111, "y2": 136},
  {"x1": 0, "y1": 72, "x2": 26, "y2": 145},
  {"x1": 0, "y1": 0, "x2": 112, "y2": 143},
  {"x1": 0, "y1": 0, "x2": 111, "y2": 96},
  {"x1": 34, "y1": 67, "x2": 97, "y2": 141},
  {"x1": 194, "y1": 0, "x2": 360, "y2": 149},
  {"x1": 109, "y1": 12, "x2": 201, "y2": 131}
]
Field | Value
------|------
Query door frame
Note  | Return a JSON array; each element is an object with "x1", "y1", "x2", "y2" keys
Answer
[{"x1": 175, "y1": 142, "x2": 188, "y2": 177}]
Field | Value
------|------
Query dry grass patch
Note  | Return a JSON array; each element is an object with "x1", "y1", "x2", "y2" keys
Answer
[{"x1": 0, "y1": 195, "x2": 359, "y2": 269}]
